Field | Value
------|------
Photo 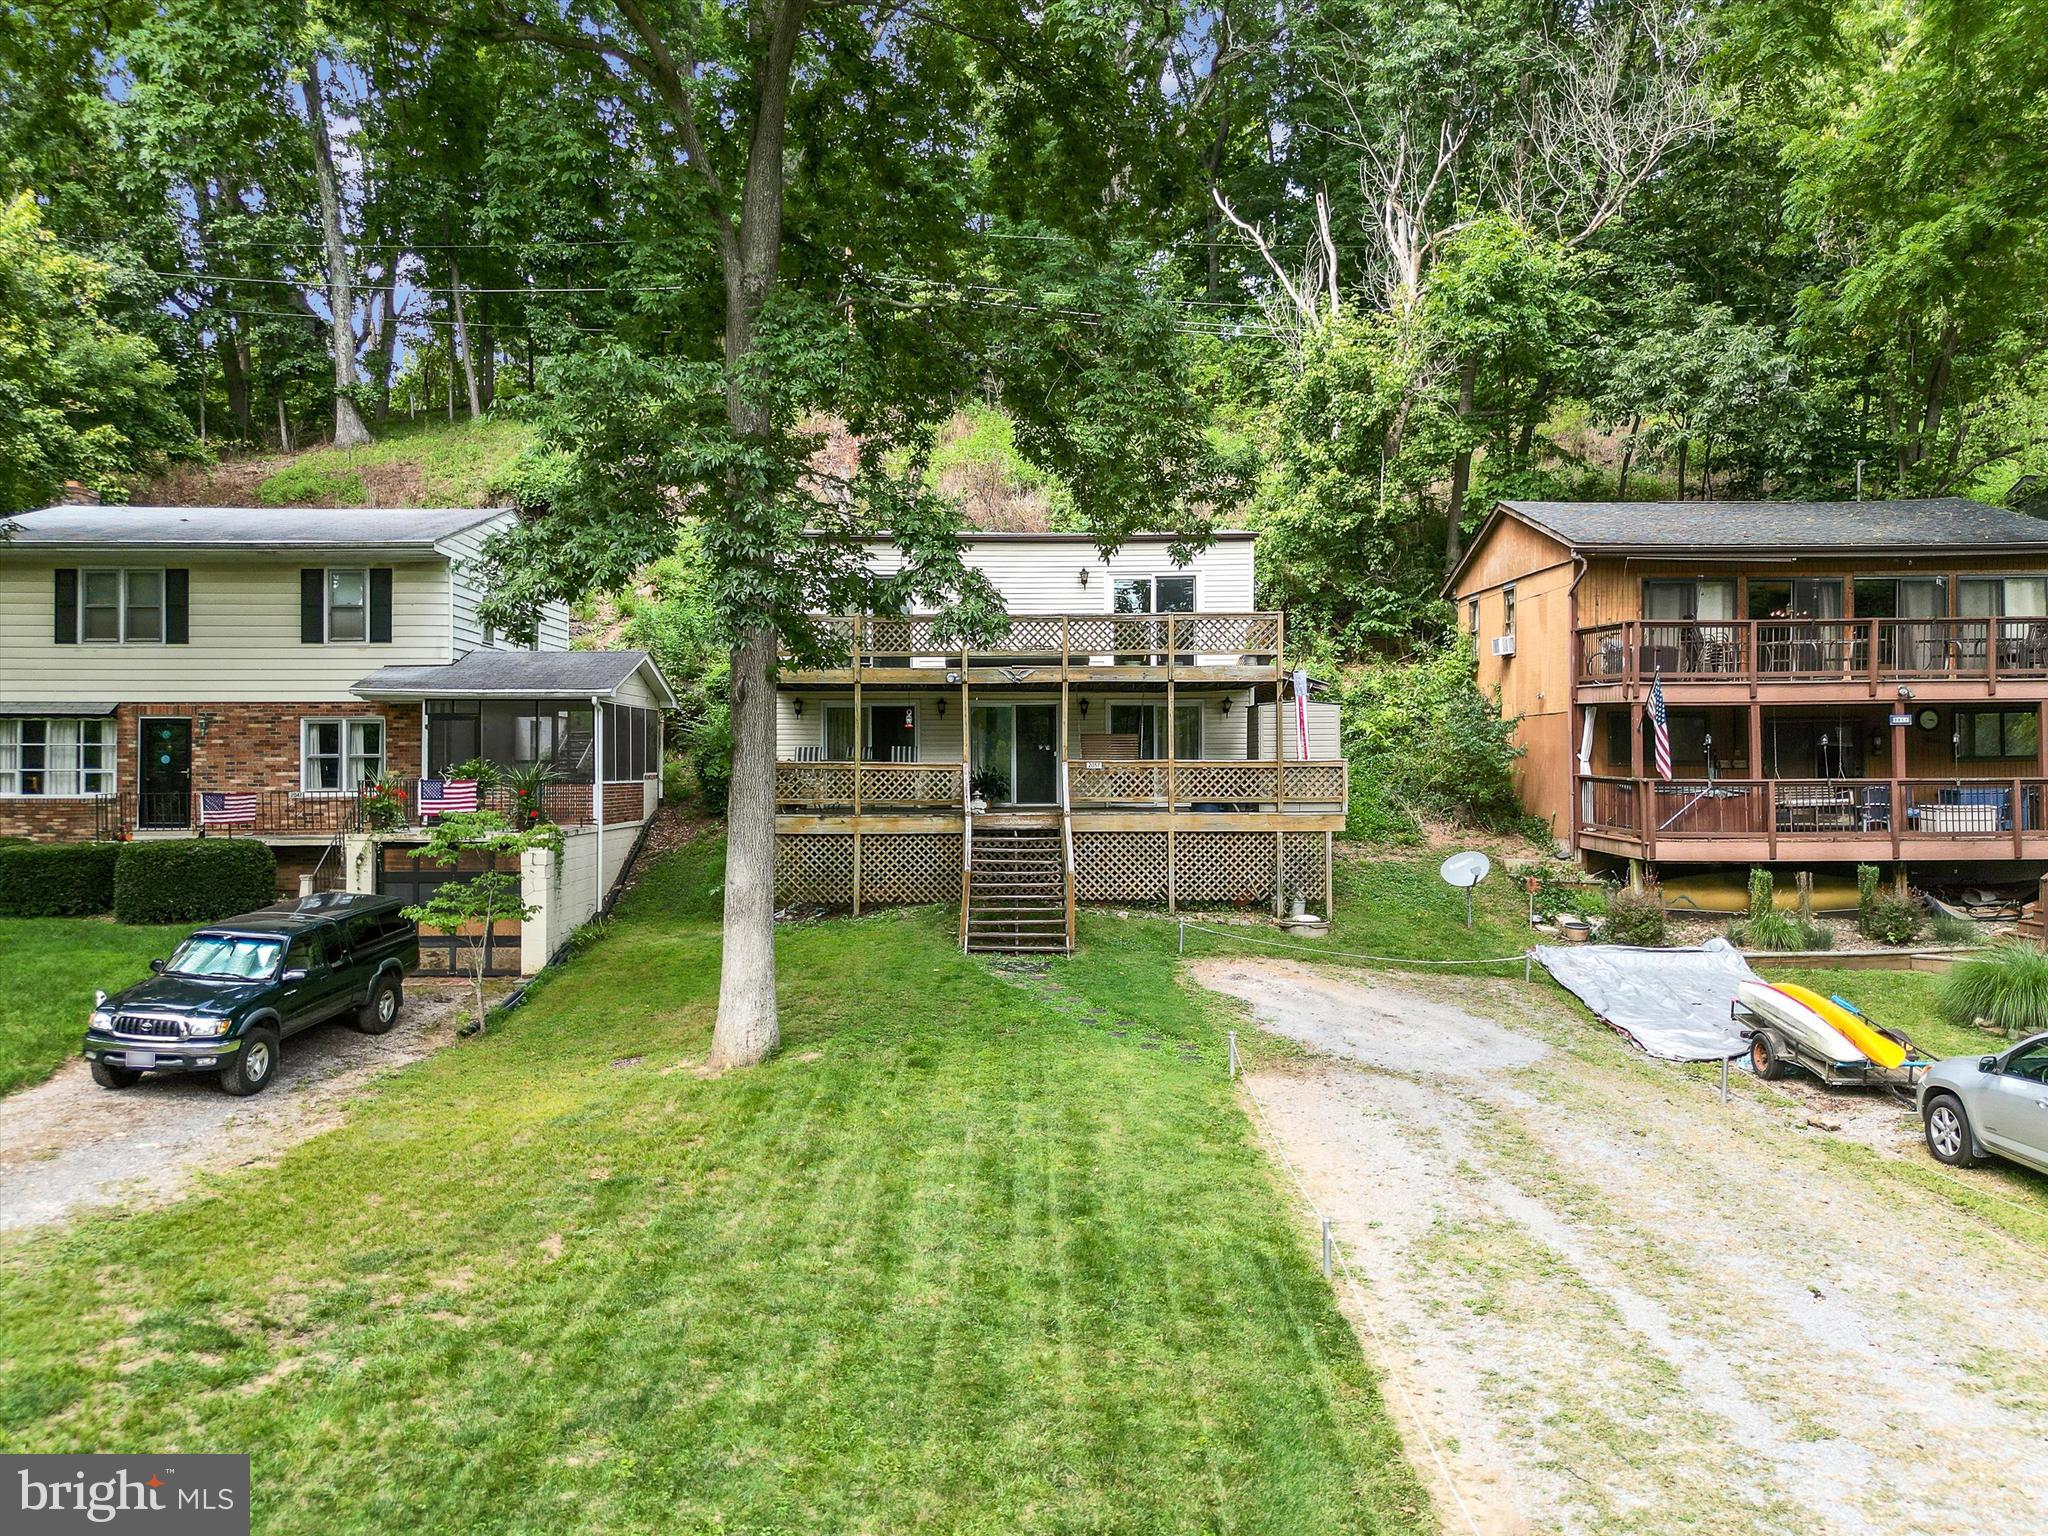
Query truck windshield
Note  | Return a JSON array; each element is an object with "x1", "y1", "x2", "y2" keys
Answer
[{"x1": 166, "y1": 935, "x2": 284, "y2": 980}]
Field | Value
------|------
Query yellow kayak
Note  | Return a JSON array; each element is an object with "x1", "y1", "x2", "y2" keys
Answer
[{"x1": 1771, "y1": 982, "x2": 1908, "y2": 1069}]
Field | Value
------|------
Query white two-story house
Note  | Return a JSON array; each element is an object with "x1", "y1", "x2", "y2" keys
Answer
[
  {"x1": 0, "y1": 504, "x2": 673, "y2": 966},
  {"x1": 773, "y1": 531, "x2": 1345, "y2": 952}
]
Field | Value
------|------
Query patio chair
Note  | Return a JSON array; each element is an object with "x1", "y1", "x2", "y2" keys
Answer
[{"x1": 1858, "y1": 784, "x2": 1891, "y2": 832}]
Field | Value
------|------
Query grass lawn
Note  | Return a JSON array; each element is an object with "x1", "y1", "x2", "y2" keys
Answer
[
  {"x1": 0, "y1": 916, "x2": 189, "y2": 1094},
  {"x1": 0, "y1": 835, "x2": 1431, "y2": 1535},
  {"x1": 252, "y1": 416, "x2": 534, "y2": 507}
]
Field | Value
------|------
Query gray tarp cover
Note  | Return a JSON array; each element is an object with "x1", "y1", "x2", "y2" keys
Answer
[{"x1": 1535, "y1": 937, "x2": 1759, "y2": 1061}]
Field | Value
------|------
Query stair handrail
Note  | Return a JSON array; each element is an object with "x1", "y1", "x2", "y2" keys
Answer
[
  {"x1": 1058, "y1": 757, "x2": 1077, "y2": 952},
  {"x1": 960, "y1": 761, "x2": 973, "y2": 952}
]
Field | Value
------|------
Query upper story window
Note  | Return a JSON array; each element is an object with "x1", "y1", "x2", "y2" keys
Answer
[
  {"x1": 1466, "y1": 598, "x2": 1479, "y2": 639},
  {"x1": 300, "y1": 567, "x2": 392, "y2": 643},
  {"x1": 53, "y1": 568, "x2": 185, "y2": 644},
  {"x1": 0, "y1": 718, "x2": 114, "y2": 796},
  {"x1": 1501, "y1": 584, "x2": 1517, "y2": 638},
  {"x1": 1113, "y1": 574, "x2": 1196, "y2": 614}
]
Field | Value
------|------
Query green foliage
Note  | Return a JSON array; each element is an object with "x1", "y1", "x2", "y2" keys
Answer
[
  {"x1": 1938, "y1": 945, "x2": 2048, "y2": 1038},
  {"x1": 0, "y1": 193, "x2": 188, "y2": 511},
  {"x1": 1859, "y1": 897, "x2": 1923, "y2": 948},
  {"x1": 360, "y1": 776, "x2": 410, "y2": 832},
  {"x1": 1602, "y1": 887, "x2": 1668, "y2": 947},
  {"x1": 1530, "y1": 875, "x2": 1606, "y2": 921},
  {"x1": 499, "y1": 759, "x2": 559, "y2": 830},
  {"x1": 612, "y1": 525, "x2": 729, "y2": 813},
  {"x1": 1336, "y1": 639, "x2": 1536, "y2": 841},
  {"x1": 0, "y1": 842, "x2": 119, "y2": 917},
  {"x1": 254, "y1": 463, "x2": 368, "y2": 506},
  {"x1": 111, "y1": 840, "x2": 276, "y2": 926},
  {"x1": 1734, "y1": 908, "x2": 1804, "y2": 952},
  {"x1": 404, "y1": 809, "x2": 557, "y2": 1030},
  {"x1": 1856, "y1": 864, "x2": 1880, "y2": 919},
  {"x1": 1747, "y1": 867, "x2": 1774, "y2": 921},
  {"x1": 1930, "y1": 912, "x2": 1980, "y2": 946}
]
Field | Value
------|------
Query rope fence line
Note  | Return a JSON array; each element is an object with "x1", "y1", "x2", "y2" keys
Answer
[
  {"x1": 1228, "y1": 1039, "x2": 1485, "y2": 1536},
  {"x1": 1173, "y1": 916, "x2": 1534, "y2": 974}
]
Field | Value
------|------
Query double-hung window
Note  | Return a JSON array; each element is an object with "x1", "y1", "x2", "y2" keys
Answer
[
  {"x1": 327, "y1": 569, "x2": 369, "y2": 642},
  {"x1": 301, "y1": 718, "x2": 386, "y2": 792},
  {"x1": 0, "y1": 718, "x2": 114, "y2": 795},
  {"x1": 79, "y1": 569, "x2": 163, "y2": 643}
]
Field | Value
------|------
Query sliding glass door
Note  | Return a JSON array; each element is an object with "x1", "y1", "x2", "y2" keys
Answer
[{"x1": 970, "y1": 703, "x2": 1058, "y2": 804}]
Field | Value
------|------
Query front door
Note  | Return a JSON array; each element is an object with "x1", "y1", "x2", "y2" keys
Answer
[
  {"x1": 1014, "y1": 704, "x2": 1059, "y2": 804},
  {"x1": 139, "y1": 717, "x2": 192, "y2": 828}
]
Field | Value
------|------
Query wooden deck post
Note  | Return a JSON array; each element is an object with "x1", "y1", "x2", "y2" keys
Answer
[
  {"x1": 1273, "y1": 829, "x2": 1285, "y2": 917},
  {"x1": 851, "y1": 828, "x2": 862, "y2": 917},
  {"x1": 1324, "y1": 830, "x2": 1335, "y2": 916},
  {"x1": 852, "y1": 614, "x2": 864, "y2": 820},
  {"x1": 1166, "y1": 615, "x2": 1177, "y2": 816}
]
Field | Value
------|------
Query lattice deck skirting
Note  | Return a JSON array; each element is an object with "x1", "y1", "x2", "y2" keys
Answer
[
  {"x1": 775, "y1": 831, "x2": 962, "y2": 912},
  {"x1": 778, "y1": 827, "x2": 1331, "y2": 920}
]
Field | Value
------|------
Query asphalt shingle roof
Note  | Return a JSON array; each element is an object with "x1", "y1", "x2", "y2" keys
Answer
[
  {"x1": 0, "y1": 505, "x2": 506, "y2": 549},
  {"x1": 1502, "y1": 497, "x2": 2048, "y2": 552},
  {"x1": 352, "y1": 650, "x2": 668, "y2": 702}
]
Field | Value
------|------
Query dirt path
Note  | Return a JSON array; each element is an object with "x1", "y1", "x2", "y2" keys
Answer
[
  {"x1": 1191, "y1": 957, "x2": 2048, "y2": 1536},
  {"x1": 0, "y1": 983, "x2": 484, "y2": 1234}
]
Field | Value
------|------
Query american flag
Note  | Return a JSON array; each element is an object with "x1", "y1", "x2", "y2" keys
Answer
[
  {"x1": 418, "y1": 778, "x2": 478, "y2": 818},
  {"x1": 200, "y1": 791, "x2": 257, "y2": 826},
  {"x1": 1646, "y1": 672, "x2": 1673, "y2": 781}
]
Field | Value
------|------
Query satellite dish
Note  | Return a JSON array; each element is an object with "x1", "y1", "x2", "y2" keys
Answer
[
  {"x1": 1439, "y1": 851, "x2": 1492, "y2": 889},
  {"x1": 1439, "y1": 850, "x2": 1492, "y2": 928}
]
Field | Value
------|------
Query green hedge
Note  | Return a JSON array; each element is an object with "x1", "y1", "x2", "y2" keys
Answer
[
  {"x1": 112, "y1": 840, "x2": 279, "y2": 926},
  {"x1": 0, "y1": 842, "x2": 121, "y2": 916}
]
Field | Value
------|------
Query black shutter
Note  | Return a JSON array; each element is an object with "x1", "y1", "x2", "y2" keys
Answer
[
  {"x1": 53, "y1": 569, "x2": 78, "y2": 643},
  {"x1": 164, "y1": 569, "x2": 189, "y2": 644},
  {"x1": 301, "y1": 569, "x2": 325, "y2": 643},
  {"x1": 369, "y1": 567, "x2": 393, "y2": 643}
]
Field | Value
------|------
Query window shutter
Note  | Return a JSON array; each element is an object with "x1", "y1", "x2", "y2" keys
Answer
[
  {"x1": 301, "y1": 569, "x2": 325, "y2": 643},
  {"x1": 165, "y1": 569, "x2": 189, "y2": 644},
  {"x1": 53, "y1": 569, "x2": 78, "y2": 643},
  {"x1": 369, "y1": 567, "x2": 393, "y2": 643}
]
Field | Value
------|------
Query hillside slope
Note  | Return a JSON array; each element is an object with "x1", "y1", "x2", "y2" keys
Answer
[{"x1": 140, "y1": 417, "x2": 533, "y2": 509}]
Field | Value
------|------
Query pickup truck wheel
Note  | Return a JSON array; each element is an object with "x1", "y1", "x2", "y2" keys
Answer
[
  {"x1": 90, "y1": 1059, "x2": 141, "y2": 1090},
  {"x1": 1750, "y1": 1029, "x2": 1790, "y2": 1081},
  {"x1": 1924, "y1": 1094, "x2": 1981, "y2": 1168},
  {"x1": 220, "y1": 1026, "x2": 278, "y2": 1096},
  {"x1": 355, "y1": 976, "x2": 402, "y2": 1035}
]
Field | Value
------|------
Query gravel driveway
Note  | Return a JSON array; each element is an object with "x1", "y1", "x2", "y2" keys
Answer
[
  {"x1": 1193, "y1": 957, "x2": 2048, "y2": 1536},
  {"x1": 0, "y1": 981, "x2": 481, "y2": 1234}
]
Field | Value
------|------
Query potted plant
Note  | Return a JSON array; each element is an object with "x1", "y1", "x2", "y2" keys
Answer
[
  {"x1": 359, "y1": 775, "x2": 410, "y2": 832},
  {"x1": 968, "y1": 766, "x2": 1008, "y2": 811},
  {"x1": 502, "y1": 759, "x2": 559, "y2": 828}
]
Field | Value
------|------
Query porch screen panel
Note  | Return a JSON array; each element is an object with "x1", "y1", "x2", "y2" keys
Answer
[{"x1": 428, "y1": 705, "x2": 481, "y2": 776}]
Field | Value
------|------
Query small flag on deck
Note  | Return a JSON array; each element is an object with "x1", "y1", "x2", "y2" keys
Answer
[
  {"x1": 200, "y1": 791, "x2": 257, "y2": 826},
  {"x1": 418, "y1": 778, "x2": 478, "y2": 818},
  {"x1": 1646, "y1": 672, "x2": 1673, "y2": 781}
]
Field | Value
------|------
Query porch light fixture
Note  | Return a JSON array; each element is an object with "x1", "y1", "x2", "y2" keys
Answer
[
  {"x1": 1218, "y1": 697, "x2": 1232, "y2": 715},
  {"x1": 793, "y1": 699, "x2": 804, "y2": 718},
  {"x1": 1897, "y1": 685, "x2": 1914, "y2": 700},
  {"x1": 1079, "y1": 699, "x2": 1090, "y2": 719},
  {"x1": 936, "y1": 697, "x2": 947, "y2": 719},
  {"x1": 1078, "y1": 567, "x2": 1091, "y2": 588}
]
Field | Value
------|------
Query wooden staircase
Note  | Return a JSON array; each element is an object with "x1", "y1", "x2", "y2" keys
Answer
[{"x1": 964, "y1": 819, "x2": 1073, "y2": 953}]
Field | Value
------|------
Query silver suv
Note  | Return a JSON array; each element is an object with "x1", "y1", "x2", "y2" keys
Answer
[{"x1": 1919, "y1": 1033, "x2": 2048, "y2": 1174}]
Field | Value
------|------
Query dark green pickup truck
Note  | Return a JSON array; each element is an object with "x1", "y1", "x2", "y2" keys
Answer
[{"x1": 84, "y1": 891, "x2": 419, "y2": 1095}]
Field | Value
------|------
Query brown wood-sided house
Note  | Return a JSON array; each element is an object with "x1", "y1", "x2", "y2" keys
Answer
[{"x1": 1446, "y1": 498, "x2": 2048, "y2": 876}]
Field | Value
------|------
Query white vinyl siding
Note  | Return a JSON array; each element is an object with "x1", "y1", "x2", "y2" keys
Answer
[
  {"x1": 1252, "y1": 701, "x2": 1344, "y2": 760},
  {"x1": 438, "y1": 513, "x2": 571, "y2": 655},
  {"x1": 852, "y1": 535, "x2": 1256, "y2": 615},
  {"x1": 0, "y1": 559, "x2": 451, "y2": 703}
]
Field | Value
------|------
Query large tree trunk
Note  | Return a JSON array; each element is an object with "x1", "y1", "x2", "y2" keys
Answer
[
  {"x1": 1617, "y1": 412, "x2": 1641, "y2": 496},
  {"x1": 220, "y1": 321, "x2": 253, "y2": 441},
  {"x1": 301, "y1": 55, "x2": 372, "y2": 448},
  {"x1": 374, "y1": 285, "x2": 399, "y2": 420},
  {"x1": 709, "y1": 0, "x2": 808, "y2": 1071},
  {"x1": 451, "y1": 254, "x2": 483, "y2": 419},
  {"x1": 1443, "y1": 356, "x2": 1478, "y2": 567}
]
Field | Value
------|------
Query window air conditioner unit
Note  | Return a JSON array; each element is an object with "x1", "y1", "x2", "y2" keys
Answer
[{"x1": 1491, "y1": 634, "x2": 1517, "y2": 658}]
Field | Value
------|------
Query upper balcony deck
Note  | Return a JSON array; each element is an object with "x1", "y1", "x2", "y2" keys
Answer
[
  {"x1": 781, "y1": 612, "x2": 1283, "y2": 686},
  {"x1": 1576, "y1": 617, "x2": 2048, "y2": 700}
]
